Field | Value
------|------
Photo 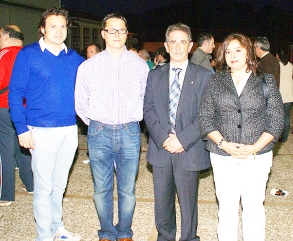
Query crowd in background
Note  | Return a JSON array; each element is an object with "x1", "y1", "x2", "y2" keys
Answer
[{"x1": 0, "y1": 6, "x2": 292, "y2": 241}]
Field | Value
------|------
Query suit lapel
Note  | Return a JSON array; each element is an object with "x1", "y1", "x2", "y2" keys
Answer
[
  {"x1": 220, "y1": 72, "x2": 262, "y2": 99},
  {"x1": 239, "y1": 74, "x2": 262, "y2": 99},
  {"x1": 158, "y1": 64, "x2": 171, "y2": 118},
  {"x1": 220, "y1": 72, "x2": 238, "y2": 95},
  {"x1": 239, "y1": 73, "x2": 260, "y2": 98},
  {"x1": 176, "y1": 63, "x2": 196, "y2": 116}
]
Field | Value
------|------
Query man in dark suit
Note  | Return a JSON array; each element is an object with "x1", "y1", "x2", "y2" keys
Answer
[
  {"x1": 254, "y1": 36, "x2": 280, "y2": 88},
  {"x1": 143, "y1": 23, "x2": 212, "y2": 241}
]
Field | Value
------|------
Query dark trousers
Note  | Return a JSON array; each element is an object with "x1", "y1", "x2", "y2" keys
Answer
[
  {"x1": 153, "y1": 155, "x2": 200, "y2": 241},
  {"x1": 0, "y1": 108, "x2": 33, "y2": 201},
  {"x1": 281, "y1": 102, "x2": 292, "y2": 141}
]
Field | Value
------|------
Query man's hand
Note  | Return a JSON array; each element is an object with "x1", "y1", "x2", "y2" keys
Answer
[
  {"x1": 18, "y1": 132, "x2": 35, "y2": 150},
  {"x1": 175, "y1": 147, "x2": 184, "y2": 154},
  {"x1": 162, "y1": 134, "x2": 184, "y2": 154}
]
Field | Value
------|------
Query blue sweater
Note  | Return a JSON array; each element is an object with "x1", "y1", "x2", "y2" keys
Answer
[{"x1": 9, "y1": 42, "x2": 84, "y2": 135}]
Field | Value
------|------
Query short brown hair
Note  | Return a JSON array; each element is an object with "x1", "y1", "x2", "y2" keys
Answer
[
  {"x1": 38, "y1": 7, "x2": 69, "y2": 37},
  {"x1": 102, "y1": 13, "x2": 127, "y2": 30},
  {"x1": 196, "y1": 32, "x2": 214, "y2": 46}
]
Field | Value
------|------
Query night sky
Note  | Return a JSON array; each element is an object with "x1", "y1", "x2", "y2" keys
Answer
[
  {"x1": 61, "y1": 0, "x2": 293, "y2": 45},
  {"x1": 61, "y1": 0, "x2": 193, "y2": 16},
  {"x1": 61, "y1": 0, "x2": 293, "y2": 17}
]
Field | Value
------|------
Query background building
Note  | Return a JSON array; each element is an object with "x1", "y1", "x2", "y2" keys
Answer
[
  {"x1": 0, "y1": 0, "x2": 104, "y2": 55},
  {"x1": 67, "y1": 13, "x2": 103, "y2": 56}
]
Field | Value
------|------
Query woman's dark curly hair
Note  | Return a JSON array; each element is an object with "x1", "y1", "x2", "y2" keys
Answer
[{"x1": 216, "y1": 33, "x2": 262, "y2": 76}]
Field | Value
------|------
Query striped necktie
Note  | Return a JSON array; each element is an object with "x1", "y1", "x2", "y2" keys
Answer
[{"x1": 169, "y1": 67, "x2": 182, "y2": 133}]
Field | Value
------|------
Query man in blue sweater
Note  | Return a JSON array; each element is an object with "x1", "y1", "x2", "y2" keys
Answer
[{"x1": 8, "y1": 7, "x2": 84, "y2": 241}]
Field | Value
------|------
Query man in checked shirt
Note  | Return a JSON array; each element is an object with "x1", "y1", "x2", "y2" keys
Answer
[{"x1": 75, "y1": 13, "x2": 149, "y2": 241}]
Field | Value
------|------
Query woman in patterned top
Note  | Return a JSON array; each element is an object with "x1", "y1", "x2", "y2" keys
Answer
[{"x1": 199, "y1": 33, "x2": 284, "y2": 241}]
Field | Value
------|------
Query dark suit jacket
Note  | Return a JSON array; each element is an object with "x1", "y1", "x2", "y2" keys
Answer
[
  {"x1": 260, "y1": 52, "x2": 280, "y2": 88},
  {"x1": 143, "y1": 62, "x2": 212, "y2": 171}
]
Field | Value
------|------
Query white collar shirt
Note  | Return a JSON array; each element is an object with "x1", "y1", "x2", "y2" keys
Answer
[
  {"x1": 169, "y1": 60, "x2": 189, "y2": 89},
  {"x1": 260, "y1": 51, "x2": 269, "y2": 59},
  {"x1": 39, "y1": 37, "x2": 67, "y2": 56},
  {"x1": 232, "y1": 71, "x2": 252, "y2": 96}
]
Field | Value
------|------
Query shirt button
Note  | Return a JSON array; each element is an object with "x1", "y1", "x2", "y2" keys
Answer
[
  {"x1": 238, "y1": 125, "x2": 241, "y2": 128},
  {"x1": 238, "y1": 109, "x2": 241, "y2": 113}
]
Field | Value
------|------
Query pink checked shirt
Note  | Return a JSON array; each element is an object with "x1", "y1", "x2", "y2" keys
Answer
[{"x1": 75, "y1": 47, "x2": 149, "y2": 125}]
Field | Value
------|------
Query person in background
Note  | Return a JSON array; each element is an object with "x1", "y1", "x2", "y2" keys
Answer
[
  {"x1": 190, "y1": 32, "x2": 215, "y2": 72},
  {"x1": 86, "y1": 43, "x2": 102, "y2": 59},
  {"x1": 138, "y1": 48, "x2": 154, "y2": 133},
  {"x1": 138, "y1": 48, "x2": 154, "y2": 70},
  {"x1": 254, "y1": 36, "x2": 280, "y2": 88},
  {"x1": 0, "y1": 25, "x2": 33, "y2": 207},
  {"x1": 128, "y1": 47, "x2": 138, "y2": 54},
  {"x1": 276, "y1": 49, "x2": 293, "y2": 142},
  {"x1": 79, "y1": 42, "x2": 103, "y2": 165},
  {"x1": 268, "y1": 49, "x2": 293, "y2": 197},
  {"x1": 199, "y1": 33, "x2": 284, "y2": 241},
  {"x1": 9, "y1": 7, "x2": 84, "y2": 241},
  {"x1": 144, "y1": 23, "x2": 212, "y2": 241},
  {"x1": 75, "y1": 13, "x2": 149, "y2": 241},
  {"x1": 153, "y1": 46, "x2": 169, "y2": 69},
  {"x1": 210, "y1": 57, "x2": 217, "y2": 72}
]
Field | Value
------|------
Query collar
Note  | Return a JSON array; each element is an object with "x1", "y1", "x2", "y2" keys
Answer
[
  {"x1": 104, "y1": 46, "x2": 127, "y2": 60},
  {"x1": 260, "y1": 51, "x2": 269, "y2": 59},
  {"x1": 231, "y1": 71, "x2": 252, "y2": 96},
  {"x1": 169, "y1": 60, "x2": 189, "y2": 89},
  {"x1": 170, "y1": 59, "x2": 188, "y2": 71},
  {"x1": 39, "y1": 37, "x2": 67, "y2": 56},
  {"x1": 0, "y1": 45, "x2": 22, "y2": 51}
]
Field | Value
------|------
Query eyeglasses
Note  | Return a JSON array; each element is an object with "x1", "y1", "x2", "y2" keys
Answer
[{"x1": 103, "y1": 29, "x2": 128, "y2": 35}]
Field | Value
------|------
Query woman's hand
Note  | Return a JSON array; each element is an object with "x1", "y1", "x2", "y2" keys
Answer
[
  {"x1": 206, "y1": 130, "x2": 272, "y2": 159},
  {"x1": 223, "y1": 143, "x2": 255, "y2": 159},
  {"x1": 221, "y1": 141, "x2": 244, "y2": 158},
  {"x1": 236, "y1": 133, "x2": 275, "y2": 159},
  {"x1": 236, "y1": 144, "x2": 255, "y2": 159}
]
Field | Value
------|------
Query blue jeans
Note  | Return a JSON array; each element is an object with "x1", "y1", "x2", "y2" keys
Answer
[
  {"x1": 30, "y1": 126, "x2": 78, "y2": 241},
  {"x1": 281, "y1": 102, "x2": 291, "y2": 142},
  {"x1": 88, "y1": 121, "x2": 140, "y2": 241}
]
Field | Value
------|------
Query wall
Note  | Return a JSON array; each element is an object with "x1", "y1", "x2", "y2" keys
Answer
[
  {"x1": 3, "y1": 0, "x2": 60, "y2": 9},
  {"x1": 0, "y1": 0, "x2": 61, "y2": 46}
]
